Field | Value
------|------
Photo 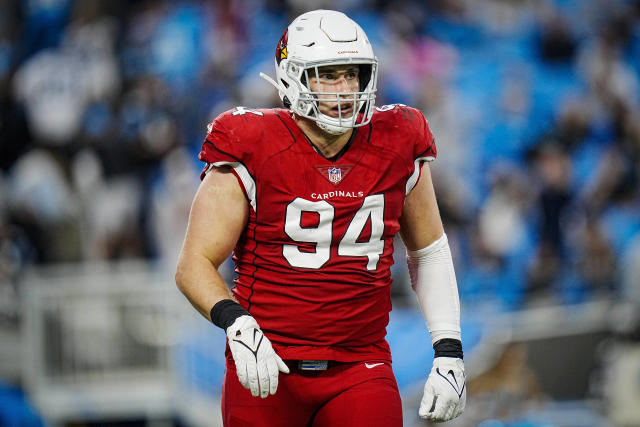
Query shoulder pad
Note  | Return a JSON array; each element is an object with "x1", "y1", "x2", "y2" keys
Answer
[
  {"x1": 371, "y1": 104, "x2": 436, "y2": 158},
  {"x1": 198, "y1": 107, "x2": 289, "y2": 179}
]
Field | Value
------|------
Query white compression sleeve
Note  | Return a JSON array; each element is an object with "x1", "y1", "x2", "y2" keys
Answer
[{"x1": 406, "y1": 233, "x2": 461, "y2": 344}]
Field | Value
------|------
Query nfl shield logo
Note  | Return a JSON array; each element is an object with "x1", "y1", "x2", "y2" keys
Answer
[{"x1": 328, "y1": 167, "x2": 342, "y2": 183}]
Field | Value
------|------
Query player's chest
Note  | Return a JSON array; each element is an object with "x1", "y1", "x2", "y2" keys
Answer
[
  {"x1": 253, "y1": 147, "x2": 409, "y2": 227},
  {"x1": 264, "y1": 142, "x2": 406, "y2": 190}
]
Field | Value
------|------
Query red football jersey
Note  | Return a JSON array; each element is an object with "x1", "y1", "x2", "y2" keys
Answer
[{"x1": 199, "y1": 105, "x2": 437, "y2": 362}]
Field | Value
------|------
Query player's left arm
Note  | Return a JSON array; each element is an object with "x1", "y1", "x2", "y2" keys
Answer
[{"x1": 399, "y1": 163, "x2": 466, "y2": 422}]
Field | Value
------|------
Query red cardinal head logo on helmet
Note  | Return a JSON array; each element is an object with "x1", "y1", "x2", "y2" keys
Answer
[{"x1": 276, "y1": 28, "x2": 288, "y2": 65}]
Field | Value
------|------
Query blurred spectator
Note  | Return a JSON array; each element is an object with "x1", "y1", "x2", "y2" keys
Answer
[
  {"x1": 83, "y1": 175, "x2": 144, "y2": 261},
  {"x1": 586, "y1": 146, "x2": 640, "y2": 257},
  {"x1": 526, "y1": 142, "x2": 573, "y2": 301},
  {"x1": 12, "y1": 2, "x2": 120, "y2": 145},
  {"x1": 570, "y1": 215, "x2": 618, "y2": 297},
  {"x1": 478, "y1": 164, "x2": 531, "y2": 264},
  {"x1": 5, "y1": 148, "x2": 81, "y2": 263},
  {"x1": 536, "y1": 5, "x2": 577, "y2": 63},
  {"x1": 576, "y1": 14, "x2": 639, "y2": 116},
  {"x1": 460, "y1": 163, "x2": 533, "y2": 308}
]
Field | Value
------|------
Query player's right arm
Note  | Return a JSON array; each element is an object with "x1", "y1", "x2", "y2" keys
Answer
[
  {"x1": 175, "y1": 167, "x2": 247, "y2": 319},
  {"x1": 175, "y1": 146, "x2": 289, "y2": 399}
]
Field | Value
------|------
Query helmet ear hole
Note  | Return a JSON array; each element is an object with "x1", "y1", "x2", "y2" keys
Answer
[
  {"x1": 359, "y1": 64, "x2": 372, "y2": 91},
  {"x1": 283, "y1": 96, "x2": 291, "y2": 108}
]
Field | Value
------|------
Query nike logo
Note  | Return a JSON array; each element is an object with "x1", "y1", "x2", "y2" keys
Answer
[
  {"x1": 233, "y1": 328, "x2": 264, "y2": 356},
  {"x1": 365, "y1": 362, "x2": 384, "y2": 369},
  {"x1": 436, "y1": 367, "x2": 466, "y2": 397}
]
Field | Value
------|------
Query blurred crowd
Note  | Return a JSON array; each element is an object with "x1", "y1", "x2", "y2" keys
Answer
[{"x1": 1, "y1": 0, "x2": 640, "y2": 314}]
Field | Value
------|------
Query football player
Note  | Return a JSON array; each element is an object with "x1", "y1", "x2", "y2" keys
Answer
[{"x1": 176, "y1": 9, "x2": 465, "y2": 426}]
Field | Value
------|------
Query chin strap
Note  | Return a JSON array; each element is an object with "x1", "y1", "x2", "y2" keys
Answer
[
  {"x1": 259, "y1": 72, "x2": 283, "y2": 92},
  {"x1": 316, "y1": 117, "x2": 350, "y2": 135},
  {"x1": 260, "y1": 72, "x2": 293, "y2": 109}
]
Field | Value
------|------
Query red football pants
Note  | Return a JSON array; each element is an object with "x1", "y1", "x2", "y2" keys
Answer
[{"x1": 221, "y1": 358, "x2": 403, "y2": 427}]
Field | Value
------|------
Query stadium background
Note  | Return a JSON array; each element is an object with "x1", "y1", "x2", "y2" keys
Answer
[{"x1": 1, "y1": 0, "x2": 640, "y2": 426}]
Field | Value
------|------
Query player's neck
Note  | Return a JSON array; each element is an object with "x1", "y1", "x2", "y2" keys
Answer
[{"x1": 295, "y1": 116, "x2": 354, "y2": 159}]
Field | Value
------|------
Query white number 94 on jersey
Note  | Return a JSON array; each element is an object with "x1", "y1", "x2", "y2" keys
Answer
[{"x1": 283, "y1": 195, "x2": 385, "y2": 270}]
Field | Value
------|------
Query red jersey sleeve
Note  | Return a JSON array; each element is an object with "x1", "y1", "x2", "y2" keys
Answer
[
  {"x1": 371, "y1": 104, "x2": 437, "y2": 194},
  {"x1": 407, "y1": 106, "x2": 437, "y2": 194},
  {"x1": 413, "y1": 107, "x2": 437, "y2": 161},
  {"x1": 199, "y1": 109, "x2": 254, "y2": 174},
  {"x1": 198, "y1": 108, "x2": 266, "y2": 210}
]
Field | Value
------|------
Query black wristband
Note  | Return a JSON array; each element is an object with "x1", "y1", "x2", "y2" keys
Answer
[
  {"x1": 210, "y1": 299, "x2": 250, "y2": 331},
  {"x1": 433, "y1": 338, "x2": 464, "y2": 359}
]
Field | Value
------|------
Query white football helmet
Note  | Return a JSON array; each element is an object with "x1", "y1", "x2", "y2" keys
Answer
[{"x1": 260, "y1": 10, "x2": 378, "y2": 135}]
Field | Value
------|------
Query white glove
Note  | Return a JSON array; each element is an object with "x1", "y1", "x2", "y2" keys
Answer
[
  {"x1": 226, "y1": 315, "x2": 290, "y2": 398},
  {"x1": 419, "y1": 357, "x2": 466, "y2": 422}
]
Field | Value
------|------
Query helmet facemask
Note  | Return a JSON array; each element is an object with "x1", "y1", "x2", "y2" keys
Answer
[{"x1": 290, "y1": 60, "x2": 377, "y2": 135}]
